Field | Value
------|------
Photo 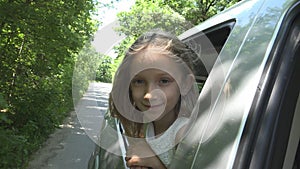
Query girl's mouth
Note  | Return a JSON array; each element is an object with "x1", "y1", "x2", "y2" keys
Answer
[{"x1": 144, "y1": 103, "x2": 164, "y2": 109}]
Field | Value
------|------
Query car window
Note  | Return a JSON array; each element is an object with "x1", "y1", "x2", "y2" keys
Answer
[{"x1": 182, "y1": 20, "x2": 235, "y2": 91}]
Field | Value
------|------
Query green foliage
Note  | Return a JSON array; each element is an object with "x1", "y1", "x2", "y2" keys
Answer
[
  {"x1": 96, "y1": 55, "x2": 113, "y2": 83},
  {"x1": 111, "y1": 37, "x2": 136, "y2": 78},
  {"x1": 111, "y1": 0, "x2": 193, "y2": 76},
  {"x1": 72, "y1": 43, "x2": 101, "y2": 104},
  {"x1": 0, "y1": 0, "x2": 99, "y2": 168},
  {"x1": 160, "y1": 0, "x2": 242, "y2": 25},
  {"x1": 110, "y1": 0, "x2": 241, "y2": 79},
  {"x1": 0, "y1": 128, "x2": 28, "y2": 169},
  {"x1": 115, "y1": 0, "x2": 193, "y2": 38}
]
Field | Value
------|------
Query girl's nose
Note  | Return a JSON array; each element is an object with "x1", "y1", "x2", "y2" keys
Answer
[
  {"x1": 144, "y1": 83, "x2": 156, "y2": 100},
  {"x1": 144, "y1": 92, "x2": 152, "y2": 99}
]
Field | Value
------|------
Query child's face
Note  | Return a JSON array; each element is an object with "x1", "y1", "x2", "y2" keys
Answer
[{"x1": 129, "y1": 49, "x2": 183, "y2": 121}]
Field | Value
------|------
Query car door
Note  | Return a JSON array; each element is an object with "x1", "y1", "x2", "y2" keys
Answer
[
  {"x1": 170, "y1": 0, "x2": 299, "y2": 169},
  {"x1": 233, "y1": 1, "x2": 300, "y2": 168}
]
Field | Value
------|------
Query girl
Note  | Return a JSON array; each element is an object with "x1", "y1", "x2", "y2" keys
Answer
[{"x1": 108, "y1": 30, "x2": 200, "y2": 169}]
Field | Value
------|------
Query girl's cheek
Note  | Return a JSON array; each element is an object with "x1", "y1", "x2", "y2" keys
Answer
[{"x1": 133, "y1": 88, "x2": 147, "y2": 98}]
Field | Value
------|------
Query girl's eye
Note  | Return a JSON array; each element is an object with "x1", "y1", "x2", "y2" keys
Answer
[
  {"x1": 131, "y1": 79, "x2": 145, "y2": 86},
  {"x1": 159, "y1": 78, "x2": 171, "y2": 85}
]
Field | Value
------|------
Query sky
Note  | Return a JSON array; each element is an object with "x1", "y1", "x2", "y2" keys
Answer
[
  {"x1": 91, "y1": 0, "x2": 135, "y2": 56},
  {"x1": 98, "y1": 0, "x2": 135, "y2": 26}
]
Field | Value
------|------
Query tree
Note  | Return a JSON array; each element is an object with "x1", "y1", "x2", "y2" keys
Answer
[
  {"x1": 0, "y1": 0, "x2": 99, "y2": 168},
  {"x1": 73, "y1": 43, "x2": 101, "y2": 104},
  {"x1": 160, "y1": 0, "x2": 242, "y2": 25},
  {"x1": 111, "y1": 0, "x2": 193, "y2": 76},
  {"x1": 96, "y1": 55, "x2": 113, "y2": 83},
  {"x1": 115, "y1": 0, "x2": 193, "y2": 38},
  {"x1": 110, "y1": 0, "x2": 241, "y2": 77}
]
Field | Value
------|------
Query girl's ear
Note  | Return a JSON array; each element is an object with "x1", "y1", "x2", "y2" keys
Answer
[{"x1": 181, "y1": 74, "x2": 195, "y2": 96}]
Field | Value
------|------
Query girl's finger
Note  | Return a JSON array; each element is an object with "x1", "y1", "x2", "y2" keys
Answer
[{"x1": 125, "y1": 156, "x2": 131, "y2": 161}]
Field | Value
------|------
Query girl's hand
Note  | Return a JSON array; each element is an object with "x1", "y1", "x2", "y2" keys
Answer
[{"x1": 125, "y1": 139, "x2": 166, "y2": 169}]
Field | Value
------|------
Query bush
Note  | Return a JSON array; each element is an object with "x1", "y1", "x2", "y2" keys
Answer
[
  {"x1": 0, "y1": 65, "x2": 74, "y2": 168},
  {"x1": 0, "y1": 128, "x2": 28, "y2": 169},
  {"x1": 95, "y1": 55, "x2": 113, "y2": 83}
]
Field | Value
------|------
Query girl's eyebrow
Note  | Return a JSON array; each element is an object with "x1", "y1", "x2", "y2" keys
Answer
[
  {"x1": 132, "y1": 76, "x2": 142, "y2": 79},
  {"x1": 132, "y1": 70, "x2": 173, "y2": 77},
  {"x1": 132, "y1": 74, "x2": 145, "y2": 80},
  {"x1": 158, "y1": 72, "x2": 172, "y2": 77}
]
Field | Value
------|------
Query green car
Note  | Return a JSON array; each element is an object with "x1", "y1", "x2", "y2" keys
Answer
[{"x1": 89, "y1": 0, "x2": 300, "y2": 168}]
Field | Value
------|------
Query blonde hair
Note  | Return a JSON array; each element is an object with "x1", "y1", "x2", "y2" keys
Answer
[{"x1": 109, "y1": 30, "x2": 199, "y2": 137}]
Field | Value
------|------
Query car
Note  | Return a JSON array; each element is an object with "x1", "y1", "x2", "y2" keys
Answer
[{"x1": 89, "y1": 0, "x2": 300, "y2": 168}]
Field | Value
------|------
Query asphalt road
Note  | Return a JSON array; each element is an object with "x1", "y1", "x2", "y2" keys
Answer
[{"x1": 27, "y1": 82, "x2": 112, "y2": 169}]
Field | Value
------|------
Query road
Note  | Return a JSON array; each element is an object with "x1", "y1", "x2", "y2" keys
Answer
[{"x1": 27, "y1": 82, "x2": 112, "y2": 169}]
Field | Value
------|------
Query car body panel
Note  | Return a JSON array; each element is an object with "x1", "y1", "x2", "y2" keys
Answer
[{"x1": 173, "y1": 0, "x2": 299, "y2": 169}]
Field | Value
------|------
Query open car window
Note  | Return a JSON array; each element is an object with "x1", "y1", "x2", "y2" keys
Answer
[{"x1": 181, "y1": 20, "x2": 235, "y2": 91}]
